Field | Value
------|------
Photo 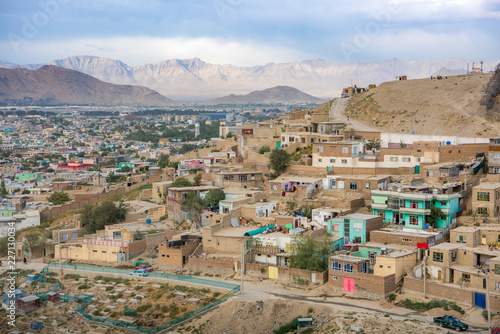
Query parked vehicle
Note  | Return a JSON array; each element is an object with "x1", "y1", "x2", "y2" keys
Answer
[
  {"x1": 130, "y1": 269, "x2": 149, "y2": 277},
  {"x1": 135, "y1": 264, "x2": 154, "y2": 272},
  {"x1": 341, "y1": 94, "x2": 349, "y2": 98},
  {"x1": 433, "y1": 315, "x2": 468, "y2": 332}
]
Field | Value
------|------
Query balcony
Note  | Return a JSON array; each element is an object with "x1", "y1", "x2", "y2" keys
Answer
[
  {"x1": 252, "y1": 245, "x2": 281, "y2": 255},
  {"x1": 399, "y1": 207, "x2": 430, "y2": 215},
  {"x1": 371, "y1": 203, "x2": 388, "y2": 210}
]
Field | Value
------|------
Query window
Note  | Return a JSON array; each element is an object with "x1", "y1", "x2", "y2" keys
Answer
[
  {"x1": 301, "y1": 138, "x2": 306, "y2": 143},
  {"x1": 368, "y1": 252, "x2": 376, "y2": 259},
  {"x1": 270, "y1": 185, "x2": 278, "y2": 191},
  {"x1": 451, "y1": 251, "x2": 457, "y2": 262},
  {"x1": 349, "y1": 182, "x2": 358, "y2": 190},
  {"x1": 427, "y1": 170, "x2": 435, "y2": 178},
  {"x1": 496, "y1": 264, "x2": 500, "y2": 275},
  {"x1": 409, "y1": 201, "x2": 419, "y2": 209},
  {"x1": 416, "y1": 158, "x2": 421, "y2": 162},
  {"x1": 477, "y1": 207, "x2": 488, "y2": 215},
  {"x1": 341, "y1": 159, "x2": 347, "y2": 164},
  {"x1": 365, "y1": 182, "x2": 371, "y2": 189},
  {"x1": 496, "y1": 282, "x2": 500, "y2": 291},
  {"x1": 332, "y1": 225, "x2": 340, "y2": 233},
  {"x1": 495, "y1": 139, "x2": 500, "y2": 145},
  {"x1": 318, "y1": 159, "x2": 322, "y2": 162},
  {"x1": 102, "y1": 251, "x2": 107, "y2": 253},
  {"x1": 456, "y1": 235, "x2": 466, "y2": 243},
  {"x1": 493, "y1": 167, "x2": 500, "y2": 174},
  {"x1": 342, "y1": 146, "x2": 349, "y2": 154},
  {"x1": 332, "y1": 276, "x2": 338, "y2": 280},
  {"x1": 377, "y1": 211, "x2": 385, "y2": 219},
  {"x1": 62, "y1": 233, "x2": 68, "y2": 240},
  {"x1": 317, "y1": 146, "x2": 323, "y2": 153},
  {"x1": 330, "y1": 159, "x2": 335, "y2": 163},
  {"x1": 402, "y1": 237, "x2": 412, "y2": 242},
  {"x1": 352, "y1": 222, "x2": 362, "y2": 232},
  {"x1": 390, "y1": 157, "x2": 398, "y2": 162},
  {"x1": 71, "y1": 232, "x2": 78, "y2": 238},
  {"x1": 477, "y1": 192, "x2": 490, "y2": 201},
  {"x1": 402, "y1": 157, "x2": 411, "y2": 162},
  {"x1": 344, "y1": 263, "x2": 353, "y2": 273},
  {"x1": 409, "y1": 216, "x2": 419, "y2": 225},
  {"x1": 433, "y1": 252, "x2": 443, "y2": 262},
  {"x1": 462, "y1": 273, "x2": 470, "y2": 283},
  {"x1": 360, "y1": 262, "x2": 367, "y2": 273},
  {"x1": 332, "y1": 261, "x2": 341, "y2": 271},
  {"x1": 112, "y1": 231, "x2": 122, "y2": 239},
  {"x1": 92, "y1": 250, "x2": 98, "y2": 253}
]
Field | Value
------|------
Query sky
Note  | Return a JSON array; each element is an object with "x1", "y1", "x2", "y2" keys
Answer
[{"x1": 0, "y1": 0, "x2": 499, "y2": 66}]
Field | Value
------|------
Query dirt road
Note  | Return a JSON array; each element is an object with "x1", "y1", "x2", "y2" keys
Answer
[{"x1": 329, "y1": 97, "x2": 378, "y2": 131}]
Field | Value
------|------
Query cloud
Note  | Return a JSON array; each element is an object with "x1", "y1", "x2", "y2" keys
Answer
[{"x1": 0, "y1": 36, "x2": 312, "y2": 66}]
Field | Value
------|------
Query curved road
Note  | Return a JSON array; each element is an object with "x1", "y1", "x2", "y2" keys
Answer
[
  {"x1": 17, "y1": 261, "x2": 489, "y2": 334},
  {"x1": 330, "y1": 97, "x2": 379, "y2": 132}
]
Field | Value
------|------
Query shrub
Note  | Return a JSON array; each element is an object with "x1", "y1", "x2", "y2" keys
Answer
[
  {"x1": 134, "y1": 285, "x2": 143, "y2": 291},
  {"x1": 136, "y1": 303, "x2": 152, "y2": 312},
  {"x1": 213, "y1": 292, "x2": 221, "y2": 298},
  {"x1": 78, "y1": 284, "x2": 89, "y2": 290},
  {"x1": 273, "y1": 315, "x2": 302, "y2": 334},
  {"x1": 388, "y1": 293, "x2": 397, "y2": 302}
]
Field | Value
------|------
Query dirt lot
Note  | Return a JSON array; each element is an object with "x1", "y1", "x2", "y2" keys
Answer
[{"x1": 341, "y1": 73, "x2": 500, "y2": 137}]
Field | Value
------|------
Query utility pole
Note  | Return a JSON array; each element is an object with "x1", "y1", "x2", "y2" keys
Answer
[
  {"x1": 411, "y1": 111, "x2": 414, "y2": 134},
  {"x1": 423, "y1": 252, "x2": 428, "y2": 298},
  {"x1": 241, "y1": 239, "x2": 245, "y2": 294},
  {"x1": 58, "y1": 229, "x2": 62, "y2": 276}
]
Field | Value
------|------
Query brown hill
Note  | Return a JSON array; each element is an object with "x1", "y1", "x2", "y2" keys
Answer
[
  {"x1": 333, "y1": 73, "x2": 500, "y2": 137},
  {"x1": 0, "y1": 65, "x2": 178, "y2": 106},
  {"x1": 205, "y1": 85, "x2": 324, "y2": 105}
]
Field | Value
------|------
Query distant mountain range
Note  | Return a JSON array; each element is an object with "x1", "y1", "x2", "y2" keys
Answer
[
  {"x1": 205, "y1": 85, "x2": 324, "y2": 105},
  {"x1": 1, "y1": 56, "x2": 499, "y2": 102},
  {"x1": 0, "y1": 65, "x2": 178, "y2": 106}
]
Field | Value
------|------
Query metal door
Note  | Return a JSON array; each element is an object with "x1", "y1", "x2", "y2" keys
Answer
[
  {"x1": 343, "y1": 278, "x2": 355, "y2": 292},
  {"x1": 475, "y1": 292, "x2": 486, "y2": 309}
]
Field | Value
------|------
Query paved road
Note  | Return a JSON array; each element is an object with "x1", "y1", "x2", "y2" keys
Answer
[{"x1": 329, "y1": 97, "x2": 378, "y2": 132}]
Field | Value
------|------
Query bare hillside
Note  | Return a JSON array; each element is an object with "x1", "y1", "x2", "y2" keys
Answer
[{"x1": 341, "y1": 73, "x2": 499, "y2": 137}]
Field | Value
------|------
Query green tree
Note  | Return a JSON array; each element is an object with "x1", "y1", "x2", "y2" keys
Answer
[
  {"x1": 193, "y1": 173, "x2": 202, "y2": 186},
  {"x1": 226, "y1": 132, "x2": 233, "y2": 138},
  {"x1": 182, "y1": 191, "x2": 204, "y2": 229},
  {"x1": 259, "y1": 145, "x2": 271, "y2": 154},
  {"x1": 365, "y1": 139, "x2": 381, "y2": 150},
  {"x1": 268, "y1": 148, "x2": 291, "y2": 175},
  {"x1": 22, "y1": 189, "x2": 30, "y2": 194},
  {"x1": 0, "y1": 179, "x2": 7, "y2": 196},
  {"x1": 118, "y1": 166, "x2": 132, "y2": 173},
  {"x1": 426, "y1": 207, "x2": 444, "y2": 227},
  {"x1": 158, "y1": 154, "x2": 170, "y2": 169},
  {"x1": 204, "y1": 189, "x2": 226, "y2": 208},
  {"x1": 24, "y1": 232, "x2": 46, "y2": 253},
  {"x1": 170, "y1": 178, "x2": 192, "y2": 188},
  {"x1": 81, "y1": 201, "x2": 128, "y2": 234},
  {"x1": 47, "y1": 192, "x2": 71, "y2": 205},
  {"x1": 289, "y1": 235, "x2": 333, "y2": 272}
]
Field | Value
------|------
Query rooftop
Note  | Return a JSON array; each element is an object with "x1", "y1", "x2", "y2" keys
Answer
[{"x1": 212, "y1": 226, "x2": 259, "y2": 237}]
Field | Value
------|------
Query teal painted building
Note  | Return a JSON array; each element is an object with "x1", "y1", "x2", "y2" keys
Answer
[
  {"x1": 327, "y1": 214, "x2": 384, "y2": 245},
  {"x1": 118, "y1": 163, "x2": 134, "y2": 169},
  {"x1": 371, "y1": 189, "x2": 460, "y2": 229},
  {"x1": 16, "y1": 173, "x2": 41, "y2": 182}
]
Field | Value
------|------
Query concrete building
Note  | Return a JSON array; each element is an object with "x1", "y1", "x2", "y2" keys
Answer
[
  {"x1": 327, "y1": 214, "x2": 383, "y2": 246},
  {"x1": 471, "y1": 181, "x2": 500, "y2": 217},
  {"x1": 372, "y1": 183, "x2": 461, "y2": 229}
]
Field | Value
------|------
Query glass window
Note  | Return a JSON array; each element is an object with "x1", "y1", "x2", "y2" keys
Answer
[
  {"x1": 71, "y1": 232, "x2": 78, "y2": 238},
  {"x1": 352, "y1": 222, "x2": 362, "y2": 232},
  {"x1": 451, "y1": 251, "x2": 457, "y2": 262},
  {"x1": 332, "y1": 261, "x2": 341, "y2": 271},
  {"x1": 477, "y1": 192, "x2": 490, "y2": 201},
  {"x1": 360, "y1": 262, "x2": 367, "y2": 273},
  {"x1": 344, "y1": 263, "x2": 353, "y2": 273},
  {"x1": 496, "y1": 282, "x2": 500, "y2": 290},
  {"x1": 462, "y1": 273, "x2": 470, "y2": 282},
  {"x1": 427, "y1": 170, "x2": 435, "y2": 178},
  {"x1": 62, "y1": 233, "x2": 68, "y2": 240},
  {"x1": 409, "y1": 216, "x2": 419, "y2": 225},
  {"x1": 341, "y1": 159, "x2": 347, "y2": 164},
  {"x1": 390, "y1": 157, "x2": 398, "y2": 162},
  {"x1": 317, "y1": 146, "x2": 323, "y2": 153},
  {"x1": 495, "y1": 264, "x2": 500, "y2": 275},
  {"x1": 365, "y1": 183, "x2": 370, "y2": 189},
  {"x1": 402, "y1": 157, "x2": 410, "y2": 162},
  {"x1": 318, "y1": 159, "x2": 322, "y2": 163},
  {"x1": 478, "y1": 207, "x2": 488, "y2": 215},
  {"x1": 349, "y1": 182, "x2": 357, "y2": 190},
  {"x1": 342, "y1": 146, "x2": 349, "y2": 154},
  {"x1": 330, "y1": 159, "x2": 335, "y2": 163},
  {"x1": 433, "y1": 252, "x2": 443, "y2": 262},
  {"x1": 456, "y1": 235, "x2": 466, "y2": 243}
]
